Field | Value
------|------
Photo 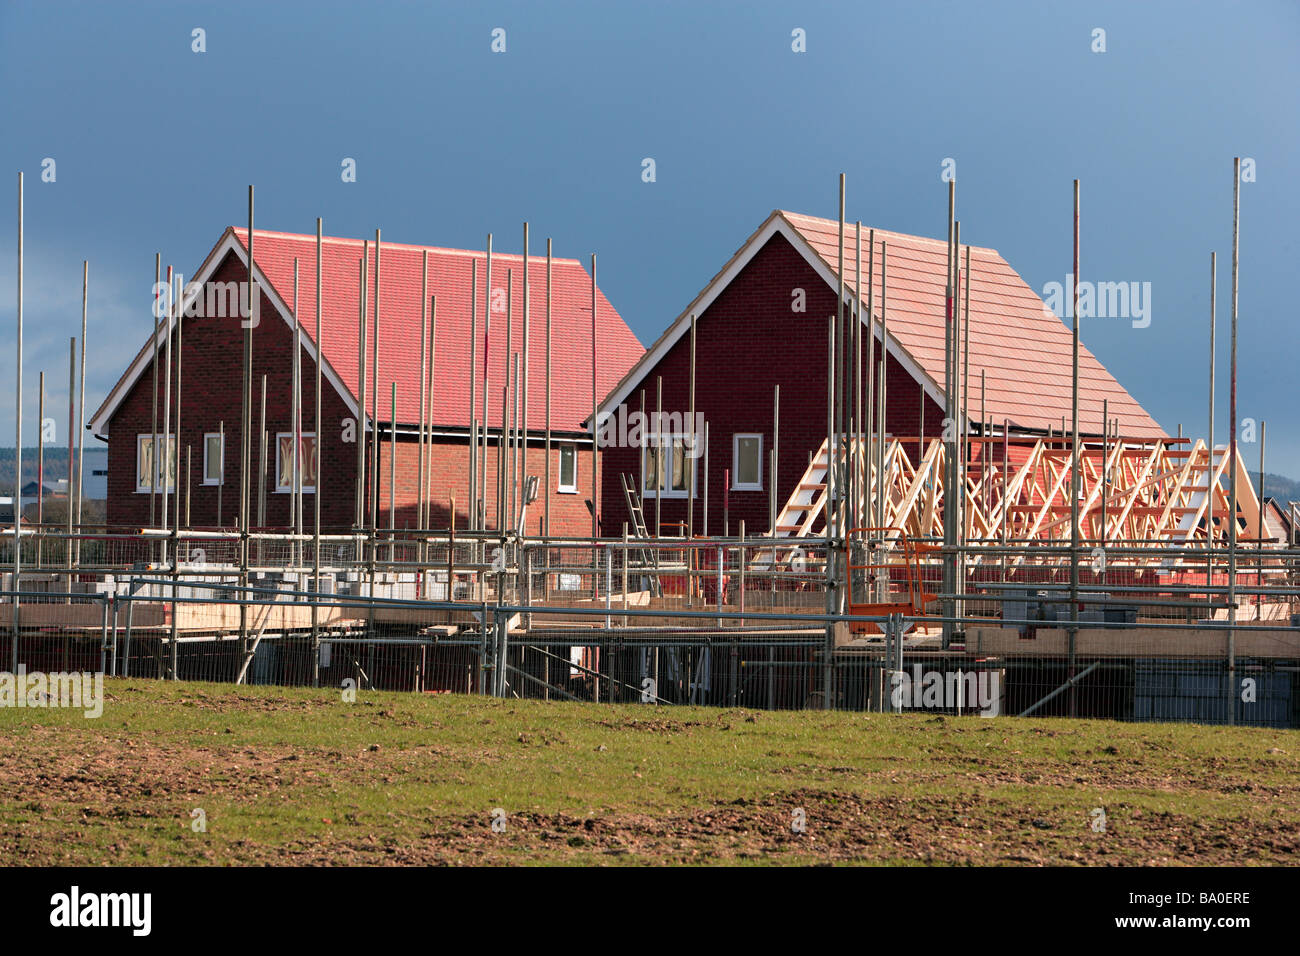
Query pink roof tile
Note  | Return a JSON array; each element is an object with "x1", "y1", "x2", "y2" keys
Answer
[
  {"x1": 233, "y1": 228, "x2": 643, "y2": 434},
  {"x1": 780, "y1": 211, "x2": 1166, "y2": 439}
]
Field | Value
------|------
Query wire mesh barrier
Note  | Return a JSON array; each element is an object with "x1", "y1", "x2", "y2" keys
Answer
[
  {"x1": 1, "y1": 529, "x2": 1297, "y2": 726},
  {"x1": 497, "y1": 627, "x2": 826, "y2": 709}
]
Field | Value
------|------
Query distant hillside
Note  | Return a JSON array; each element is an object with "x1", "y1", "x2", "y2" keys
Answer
[
  {"x1": 1256, "y1": 472, "x2": 1300, "y2": 504},
  {"x1": 0, "y1": 446, "x2": 107, "y2": 495}
]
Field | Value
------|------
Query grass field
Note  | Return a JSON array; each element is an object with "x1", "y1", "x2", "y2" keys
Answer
[{"x1": 0, "y1": 679, "x2": 1296, "y2": 866}]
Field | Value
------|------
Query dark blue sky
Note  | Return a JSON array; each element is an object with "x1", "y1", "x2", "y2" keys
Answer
[{"x1": 1, "y1": 0, "x2": 1297, "y2": 473}]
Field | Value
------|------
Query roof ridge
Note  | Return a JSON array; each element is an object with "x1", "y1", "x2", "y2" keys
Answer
[
  {"x1": 777, "y1": 210, "x2": 1001, "y2": 255},
  {"x1": 230, "y1": 227, "x2": 585, "y2": 266}
]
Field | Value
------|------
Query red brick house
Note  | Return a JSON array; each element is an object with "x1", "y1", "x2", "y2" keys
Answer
[
  {"x1": 88, "y1": 227, "x2": 644, "y2": 535},
  {"x1": 597, "y1": 209, "x2": 1165, "y2": 537}
]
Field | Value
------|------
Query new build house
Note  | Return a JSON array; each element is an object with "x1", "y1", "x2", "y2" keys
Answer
[
  {"x1": 596, "y1": 209, "x2": 1166, "y2": 537},
  {"x1": 88, "y1": 227, "x2": 644, "y2": 536}
]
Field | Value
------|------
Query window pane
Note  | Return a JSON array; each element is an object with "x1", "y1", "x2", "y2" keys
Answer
[
  {"x1": 139, "y1": 438, "x2": 154, "y2": 490},
  {"x1": 301, "y1": 436, "x2": 317, "y2": 488},
  {"x1": 645, "y1": 444, "x2": 663, "y2": 492},
  {"x1": 671, "y1": 440, "x2": 688, "y2": 491},
  {"x1": 737, "y1": 437, "x2": 760, "y2": 485},
  {"x1": 559, "y1": 445, "x2": 575, "y2": 487},
  {"x1": 278, "y1": 435, "x2": 294, "y2": 489},
  {"x1": 205, "y1": 436, "x2": 221, "y2": 482}
]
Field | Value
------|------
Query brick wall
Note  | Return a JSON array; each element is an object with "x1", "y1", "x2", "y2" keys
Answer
[{"x1": 375, "y1": 435, "x2": 596, "y2": 537}]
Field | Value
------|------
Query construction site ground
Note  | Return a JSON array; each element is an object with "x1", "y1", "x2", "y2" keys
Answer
[{"x1": 1, "y1": 679, "x2": 1296, "y2": 866}]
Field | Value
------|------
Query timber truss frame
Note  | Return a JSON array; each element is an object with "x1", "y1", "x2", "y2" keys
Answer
[{"x1": 757, "y1": 434, "x2": 1267, "y2": 572}]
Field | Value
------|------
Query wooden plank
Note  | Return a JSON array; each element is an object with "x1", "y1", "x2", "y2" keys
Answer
[
  {"x1": 175, "y1": 601, "x2": 361, "y2": 631},
  {"x1": 0, "y1": 604, "x2": 123, "y2": 627},
  {"x1": 967, "y1": 626, "x2": 1300, "y2": 659}
]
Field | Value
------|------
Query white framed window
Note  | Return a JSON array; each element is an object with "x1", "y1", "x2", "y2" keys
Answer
[
  {"x1": 642, "y1": 433, "x2": 698, "y2": 499},
  {"x1": 732, "y1": 434, "x2": 763, "y2": 491},
  {"x1": 558, "y1": 443, "x2": 578, "y2": 493},
  {"x1": 275, "y1": 432, "x2": 318, "y2": 493},
  {"x1": 203, "y1": 433, "x2": 224, "y2": 485},
  {"x1": 136, "y1": 434, "x2": 177, "y2": 493}
]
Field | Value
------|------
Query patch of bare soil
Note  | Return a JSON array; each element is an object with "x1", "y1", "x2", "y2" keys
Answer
[{"x1": 208, "y1": 788, "x2": 1300, "y2": 867}]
